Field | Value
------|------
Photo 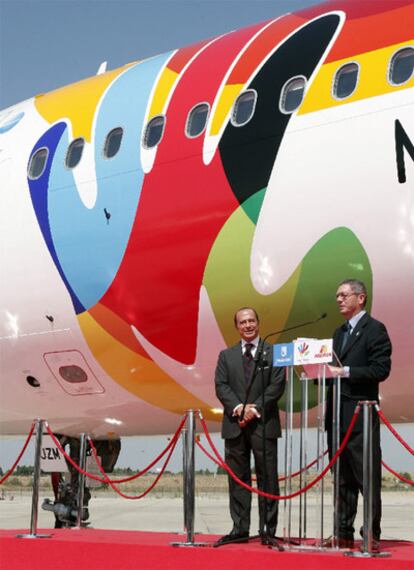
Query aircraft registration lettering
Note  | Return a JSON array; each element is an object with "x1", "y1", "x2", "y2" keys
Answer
[
  {"x1": 40, "y1": 436, "x2": 68, "y2": 472},
  {"x1": 395, "y1": 119, "x2": 414, "y2": 184}
]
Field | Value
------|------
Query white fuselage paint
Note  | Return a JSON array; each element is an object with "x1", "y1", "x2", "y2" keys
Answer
[{"x1": 1, "y1": 69, "x2": 413, "y2": 437}]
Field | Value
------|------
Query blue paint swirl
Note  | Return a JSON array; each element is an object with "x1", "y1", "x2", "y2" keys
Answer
[{"x1": 27, "y1": 52, "x2": 172, "y2": 313}]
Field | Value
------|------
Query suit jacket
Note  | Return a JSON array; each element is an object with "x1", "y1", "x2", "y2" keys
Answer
[
  {"x1": 215, "y1": 340, "x2": 285, "y2": 439},
  {"x1": 327, "y1": 312, "x2": 392, "y2": 432}
]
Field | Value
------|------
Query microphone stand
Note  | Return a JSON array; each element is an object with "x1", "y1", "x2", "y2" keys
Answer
[
  {"x1": 258, "y1": 346, "x2": 283, "y2": 549},
  {"x1": 239, "y1": 313, "x2": 327, "y2": 549},
  {"x1": 241, "y1": 313, "x2": 327, "y2": 421}
]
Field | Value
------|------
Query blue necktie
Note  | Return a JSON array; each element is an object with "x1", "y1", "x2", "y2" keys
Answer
[{"x1": 341, "y1": 322, "x2": 352, "y2": 353}]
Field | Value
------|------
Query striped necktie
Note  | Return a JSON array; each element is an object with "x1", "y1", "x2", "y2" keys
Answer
[{"x1": 243, "y1": 343, "x2": 254, "y2": 381}]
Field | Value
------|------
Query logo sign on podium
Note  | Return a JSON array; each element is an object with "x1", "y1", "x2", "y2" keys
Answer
[
  {"x1": 273, "y1": 339, "x2": 333, "y2": 367},
  {"x1": 273, "y1": 342, "x2": 294, "y2": 367},
  {"x1": 293, "y1": 338, "x2": 333, "y2": 365}
]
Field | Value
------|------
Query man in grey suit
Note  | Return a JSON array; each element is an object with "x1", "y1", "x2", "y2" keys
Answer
[
  {"x1": 215, "y1": 307, "x2": 285, "y2": 545},
  {"x1": 327, "y1": 279, "x2": 392, "y2": 551}
]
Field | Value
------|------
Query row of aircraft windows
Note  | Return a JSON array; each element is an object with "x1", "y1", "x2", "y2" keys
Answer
[{"x1": 28, "y1": 46, "x2": 413, "y2": 180}]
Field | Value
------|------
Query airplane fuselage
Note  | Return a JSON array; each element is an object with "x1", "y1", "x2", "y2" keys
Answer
[{"x1": 1, "y1": 0, "x2": 413, "y2": 438}]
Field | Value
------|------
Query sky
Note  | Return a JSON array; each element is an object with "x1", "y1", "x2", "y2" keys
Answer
[
  {"x1": 0, "y1": 0, "x2": 318, "y2": 110},
  {"x1": 0, "y1": 0, "x2": 413, "y2": 474}
]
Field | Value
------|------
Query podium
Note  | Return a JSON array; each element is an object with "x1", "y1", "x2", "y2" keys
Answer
[{"x1": 273, "y1": 338, "x2": 342, "y2": 550}]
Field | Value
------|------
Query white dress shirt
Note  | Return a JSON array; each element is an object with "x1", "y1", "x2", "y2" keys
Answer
[
  {"x1": 233, "y1": 336, "x2": 261, "y2": 417},
  {"x1": 241, "y1": 336, "x2": 259, "y2": 357}
]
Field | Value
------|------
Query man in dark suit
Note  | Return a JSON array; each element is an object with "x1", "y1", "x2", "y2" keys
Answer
[
  {"x1": 327, "y1": 279, "x2": 392, "y2": 550},
  {"x1": 215, "y1": 307, "x2": 285, "y2": 545}
]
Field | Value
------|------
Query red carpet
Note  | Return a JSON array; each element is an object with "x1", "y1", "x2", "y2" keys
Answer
[{"x1": 1, "y1": 529, "x2": 413, "y2": 570}]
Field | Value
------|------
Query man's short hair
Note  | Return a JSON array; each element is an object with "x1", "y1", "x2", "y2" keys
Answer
[
  {"x1": 234, "y1": 307, "x2": 260, "y2": 326},
  {"x1": 339, "y1": 279, "x2": 368, "y2": 307}
]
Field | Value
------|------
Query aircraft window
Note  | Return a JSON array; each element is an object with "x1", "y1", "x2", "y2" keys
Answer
[
  {"x1": 143, "y1": 115, "x2": 165, "y2": 148},
  {"x1": 28, "y1": 147, "x2": 48, "y2": 179},
  {"x1": 186, "y1": 103, "x2": 209, "y2": 138},
  {"x1": 231, "y1": 90, "x2": 257, "y2": 127},
  {"x1": 333, "y1": 62, "x2": 359, "y2": 99},
  {"x1": 103, "y1": 127, "x2": 123, "y2": 158},
  {"x1": 389, "y1": 47, "x2": 414, "y2": 85},
  {"x1": 279, "y1": 76, "x2": 306, "y2": 114},
  {"x1": 59, "y1": 365, "x2": 88, "y2": 384},
  {"x1": 65, "y1": 138, "x2": 85, "y2": 169}
]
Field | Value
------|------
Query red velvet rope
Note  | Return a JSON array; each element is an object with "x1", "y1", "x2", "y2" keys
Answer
[
  {"x1": 196, "y1": 439, "x2": 328, "y2": 483},
  {"x1": 196, "y1": 439, "x2": 222, "y2": 467},
  {"x1": 376, "y1": 408, "x2": 414, "y2": 455},
  {"x1": 45, "y1": 416, "x2": 186, "y2": 484},
  {"x1": 198, "y1": 406, "x2": 360, "y2": 501},
  {"x1": 45, "y1": 426, "x2": 104, "y2": 483},
  {"x1": 0, "y1": 422, "x2": 36, "y2": 485},
  {"x1": 381, "y1": 460, "x2": 414, "y2": 487},
  {"x1": 278, "y1": 450, "x2": 329, "y2": 482},
  {"x1": 104, "y1": 416, "x2": 186, "y2": 483},
  {"x1": 88, "y1": 432, "x2": 179, "y2": 499}
]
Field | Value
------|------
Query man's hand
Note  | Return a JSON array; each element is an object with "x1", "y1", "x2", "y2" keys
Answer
[
  {"x1": 328, "y1": 365, "x2": 345, "y2": 377},
  {"x1": 238, "y1": 404, "x2": 260, "y2": 427}
]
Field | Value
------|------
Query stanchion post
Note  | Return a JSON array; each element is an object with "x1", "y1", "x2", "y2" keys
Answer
[
  {"x1": 185, "y1": 409, "x2": 195, "y2": 543},
  {"x1": 74, "y1": 433, "x2": 87, "y2": 529},
  {"x1": 17, "y1": 419, "x2": 51, "y2": 539},
  {"x1": 362, "y1": 402, "x2": 373, "y2": 553},
  {"x1": 181, "y1": 425, "x2": 188, "y2": 534},
  {"x1": 171, "y1": 410, "x2": 208, "y2": 547},
  {"x1": 345, "y1": 401, "x2": 390, "y2": 559}
]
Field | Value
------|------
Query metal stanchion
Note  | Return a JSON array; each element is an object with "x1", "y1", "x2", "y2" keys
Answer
[
  {"x1": 363, "y1": 402, "x2": 373, "y2": 553},
  {"x1": 73, "y1": 433, "x2": 87, "y2": 529},
  {"x1": 181, "y1": 426, "x2": 188, "y2": 534},
  {"x1": 346, "y1": 401, "x2": 390, "y2": 559},
  {"x1": 17, "y1": 419, "x2": 51, "y2": 539},
  {"x1": 172, "y1": 410, "x2": 208, "y2": 547},
  {"x1": 185, "y1": 409, "x2": 196, "y2": 543}
]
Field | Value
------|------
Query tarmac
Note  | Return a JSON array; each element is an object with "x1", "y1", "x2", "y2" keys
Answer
[{"x1": 1, "y1": 491, "x2": 413, "y2": 541}]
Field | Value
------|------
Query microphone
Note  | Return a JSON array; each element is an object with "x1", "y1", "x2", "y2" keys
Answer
[
  {"x1": 262, "y1": 312, "x2": 327, "y2": 344},
  {"x1": 253, "y1": 313, "x2": 327, "y2": 364},
  {"x1": 240, "y1": 312, "x2": 328, "y2": 422}
]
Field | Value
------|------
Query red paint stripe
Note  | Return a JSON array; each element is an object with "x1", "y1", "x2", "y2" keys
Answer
[
  {"x1": 167, "y1": 39, "x2": 212, "y2": 74},
  {"x1": 102, "y1": 27, "x2": 263, "y2": 363},
  {"x1": 228, "y1": 14, "x2": 303, "y2": 84},
  {"x1": 297, "y1": 0, "x2": 414, "y2": 62}
]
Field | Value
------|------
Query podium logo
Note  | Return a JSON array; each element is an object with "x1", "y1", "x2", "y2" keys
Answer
[
  {"x1": 315, "y1": 344, "x2": 332, "y2": 358},
  {"x1": 297, "y1": 342, "x2": 310, "y2": 357}
]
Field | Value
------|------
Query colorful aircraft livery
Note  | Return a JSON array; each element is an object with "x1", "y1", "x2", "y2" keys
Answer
[{"x1": 1, "y1": 0, "x2": 413, "y2": 437}]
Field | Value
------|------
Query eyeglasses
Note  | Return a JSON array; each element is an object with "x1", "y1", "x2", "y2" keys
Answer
[{"x1": 335, "y1": 292, "x2": 358, "y2": 300}]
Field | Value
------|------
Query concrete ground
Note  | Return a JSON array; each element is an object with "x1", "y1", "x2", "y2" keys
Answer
[{"x1": 1, "y1": 491, "x2": 413, "y2": 541}]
